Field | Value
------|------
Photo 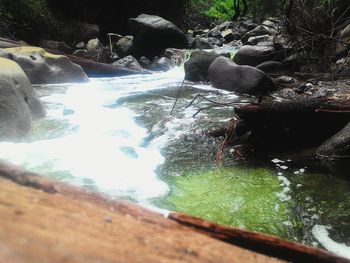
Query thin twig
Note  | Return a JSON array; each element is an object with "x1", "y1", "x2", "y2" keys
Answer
[{"x1": 170, "y1": 78, "x2": 186, "y2": 116}]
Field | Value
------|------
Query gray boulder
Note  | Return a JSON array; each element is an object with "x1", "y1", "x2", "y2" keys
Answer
[
  {"x1": 86, "y1": 38, "x2": 103, "y2": 51},
  {"x1": 129, "y1": 14, "x2": 188, "y2": 58},
  {"x1": 317, "y1": 122, "x2": 350, "y2": 159},
  {"x1": 247, "y1": 35, "x2": 271, "y2": 45},
  {"x1": 208, "y1": 56, "x2": 274, "y2": 96},
  {"x1": 233, "y1": 44, "x2": 282, "y2": 67},
  {"x1": 113, "y1": 55, "x2": 143, "y2": 72},
  {"x1": 0, "y1": 58, "x2": 45, "y2": 140},
  {"x1": 241, "y1": 25, "x2": 277, "y2": 44},
  {"x1": 115, "y1": 36, "x2": 134, "y2": 57},
  {"x1": 184, "y1": 50, "x2": 223, "y2": 81},
  {"x1": 0, "y1": 46, "x2": 89, "y2": 84},
  {"x1": 148, "y1": 57, "x2": 174, "y2": 72}
]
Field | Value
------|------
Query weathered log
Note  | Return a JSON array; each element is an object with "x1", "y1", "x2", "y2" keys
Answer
[
  {"x1": 0, "y1": 160, "x2": 348, "y2": 262},
  {"x1": 233, "y1": 95, "x2": 350, "y2": 148}
]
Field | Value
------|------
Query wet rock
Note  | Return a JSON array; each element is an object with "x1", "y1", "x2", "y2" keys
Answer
[
  {"x1": 208, "y1": 37, "x2": 223, "y2": 47},
  {"x1": 75, "y1": 41, "x2": 85, "y2": 49},
  {"x1": 0, "y1": 46, "x2": 89, "y2": 84},
  {"x1": 262, "y1": 20, "x2": 277, "y2": 29},
  {"x1": 190, "y1": 37, "x2": 214, "y2": 50},
  {"x1": 233, "y1": 44, "x2": 282, "y2": 67},
  {"x1": 208, "y1": 29, "x2": 222, "y2": 39},
  {"x1": 317, "y1": 122, "x2": 350, "y2": 159},
  {"x1": 129, "y1": 14, "x2": 188, "y2": 58},
  {"x1": 115, "y1": 36, "x2": 134, "y2": 57},
  {"x1": 241, "y1": 25, "x2": 277, "y2": 44},
  {"x1": 139, "y1": 56, "x2": 151, "y2": 68},
  {"x1": 0, "y1": 58, "x2": 45, "y2": 140},
  {"x1": 217, "y1": 21, "x2": 235, "y2": 31},
  {"x1": 247, "y1": 35, "x2": 271, "y2": 45},
  {"x1": 256, "y1": 61, "x2": 285, "y2": 73},
  {"x1": 113, "y1": 55, "x2": 143, "y2": 72},
  {"x1": 40, "y1": 40, "x2": 73, "y2": 54},
  {"x1": 148, "y1": 57, "x2": 174, "y2": 71},
  {"x1": 221, "y1": 29, "x2": 235, "y2": 42},
  {"x1": 184, "y1": 50, "x2": 223, "y2": 81},
  {"x1": 208, "y1": 56, "x2": 274, "y2": 95},
  {"x1": 163, "y1": 48, "x2": 185, "y2": 67}
]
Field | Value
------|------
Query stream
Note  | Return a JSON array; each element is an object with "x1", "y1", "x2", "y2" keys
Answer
[{"x1": 0, "y1": 66, "x2": 349, "y2": 258}]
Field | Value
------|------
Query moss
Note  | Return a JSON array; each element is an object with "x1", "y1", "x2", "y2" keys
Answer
[
  {"x1": 4, "y1": 47, "x2": 64, "y2": 59},
  {"x1": 158, "y1": 166, "x2": 296, "y2": 239}
]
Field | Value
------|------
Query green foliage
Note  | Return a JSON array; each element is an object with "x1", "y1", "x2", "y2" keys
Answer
[
  {"x1": 0, "y1": 0, "x2": 59, "y2": 41},
  {"x1": 157, "y1": 166, "x2": 297, "y2": 238},
  {"x1": 205, "y1": 0, "x2": 234, "y2": 20}
]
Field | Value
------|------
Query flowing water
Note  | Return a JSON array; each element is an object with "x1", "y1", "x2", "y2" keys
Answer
[{"x1": 0, "y1": 67, "x2": 349, "y2": 258}]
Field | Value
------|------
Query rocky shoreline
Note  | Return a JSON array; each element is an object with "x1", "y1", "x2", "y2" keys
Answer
[{"x1": 0, "y1": 13, "x2": 350, "y2": 159}]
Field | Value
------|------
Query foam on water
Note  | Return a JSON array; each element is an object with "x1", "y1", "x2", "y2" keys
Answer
[{"x1": 312, "y1": 225, "x2": 350, "y2": 259}]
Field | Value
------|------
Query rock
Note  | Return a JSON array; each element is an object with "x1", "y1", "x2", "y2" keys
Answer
[
  {"x1": 86, "y1": 38, "x2": 103, "y2": 51},
  {"x1": 0, "y1": 58, "x2": 46, "y2": 140},
  {"x1": 221, "y1": 29, "x2": 235, "y2": 42},
  {"x1": 148, "y1": 57, "x2": 174, "y2": 71},
  {"x1": 241, "y1": 25, "x2": 277, "y2": 44},
  {"x1": 77, "y1": 23, "x2": 100, "y2": 42},
  {"x1": 113, "y1": 55, "x2": 143, "y2": 72},
  {"x1": 0, "y1": 47, "x2": 89, "y2": 84},
  {"x1": 115, "y1": 36, "x2": 134, "y2": 57},
  {"x1": 129, "y1": 14, "x2": 188, "y2": 58},
  {"x1": 256, "y1": 61, "x2": 285, "y2": 73},
  {"x1": 208, "y1": 37, "x2": 223, "y2": 47},
  {"x1": 208, "y1": 56, "x2": 274, "y2": 96},
  {"x1": 75, "y1": 42, "x2": 85, "y2": 49},
  {"x1": 208, "y1": 29, "x2": 222, "y2": 39},
  {"x1": 163, "y1": 48, "x2": 185, "y2": 67},
  {"x1": 184, "y1": 50, "x2": 223, "y2": 81},
  {"x1": 247, "y1": 35, "x2": 271, "y2": 45},
  {"x1": 217, "y1": 21, "x2": 235, "y2": 31},
  {"x1": 262, "y1": 20, "x2": 277, "y2": 29},
  {"x1": 40, "y1": 40, "x2": 73, "y2": 54},
  {"x1": 241, "y1": 21, "x2": 258, "y2": 31},
  {"x1": 190, "y1": 37, "x2": 214, "y2": 49},
  {"x1": 139, "y1": 56, "x2": 151, "y2": 68},
  {"x1": 337, "y1": 23, "x2": 350, "y2": 55},
  {"x1": 317, "y1": 122, "x2": 350, "y2": 159},
  {"x1": 233, "y1": 45, "x2": 282, "y2": 67}
]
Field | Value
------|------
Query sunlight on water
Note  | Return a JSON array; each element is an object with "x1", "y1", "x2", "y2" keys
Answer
[{"x1": 0, "y1": 68, "x2": 187, "y2": 204}]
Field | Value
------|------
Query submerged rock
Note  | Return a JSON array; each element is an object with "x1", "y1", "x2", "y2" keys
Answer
[
  {"x1": 0, "y1": 46, "x2": 89, "y2": 84},
  {"x1": 0, "y1": 58, "x2": 45, "y2": 140},
  {"x1": 317, "y1": 122, "x2": 350, "y2": 159},
  {"x1": 129, "y1": 14, "x2": 188, "y2": 58},
  {"x1": 149, "y1": 57, "x2": 174, "y2": 72},
  {"x1": 113, "y1": 55, "x2": 143, "y2": 72},
  {"x1": 209, "y1": 56, "x2": 274, "y2": 96}
]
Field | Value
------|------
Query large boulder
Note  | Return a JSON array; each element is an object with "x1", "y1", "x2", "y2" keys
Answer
[
  {"x1": 129, "y1": 14, "x2": 188, "y2": 59},
  {"x1": 0, "y1": 58, "x2": 45, "y2": 140},
  {"x1": 113, "y1": 55, "x2": 143, "y2": 72},
  {"x1": 0, "y1": 47, "x2": 89, "y2": 84},
  {"x1": 208, "y1": 56, "x2": 274, "y2": 96},
  {"x1": 233, "y1": 44, "x2": 283, "y2": 67},
  {"x1": 316, "y1": 122, "x2": 350, "y2": 159},
  {"x1": 184, "y1": 50, "x2": 223, "y2": 81}
]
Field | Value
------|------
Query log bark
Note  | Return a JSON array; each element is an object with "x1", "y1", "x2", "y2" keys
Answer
[{"x1": 0, "y1": 161, "x2": 348, "y2": 262}]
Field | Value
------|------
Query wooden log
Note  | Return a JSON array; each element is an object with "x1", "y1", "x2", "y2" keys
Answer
[
  {"x1": 0, "y1": 161, "x2": 348, "y2": 262},
  {"x1": 169, "y1": 213, "x2": 349, "y2": 263},
  {"x1": 0, "y1": 161, "x2": 282, "y2": 263}
]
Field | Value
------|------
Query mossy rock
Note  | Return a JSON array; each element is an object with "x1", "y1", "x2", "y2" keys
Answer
[{"x1": 0, "y1": 46, "x2": 89, "y2": 84}]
